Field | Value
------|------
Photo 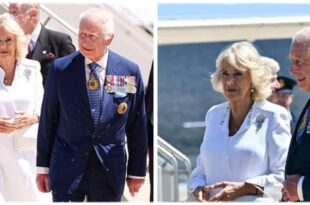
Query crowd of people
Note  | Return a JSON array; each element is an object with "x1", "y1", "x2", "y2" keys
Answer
[{"x1": 0, "y1": 3, "x2": 151, "y2": 202}]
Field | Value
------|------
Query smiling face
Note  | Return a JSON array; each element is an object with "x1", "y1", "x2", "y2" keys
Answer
[
  {"x1": 0, "y1": 27, "x2": 16, "y2": 61},
  {"x1": 78, "y1": 16, "x2": 113, "y2": 62},
  {"x1": 220, "y1": 61, "x2": 252, "y2": 103},
  {"x1": 290, "y1": 42, "x2": 310, "y2": 92}
]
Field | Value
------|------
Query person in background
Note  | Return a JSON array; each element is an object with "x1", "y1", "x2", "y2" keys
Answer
[
  {"x1": 9, "y1": 3, "x2": 75, "y2": 86},
  {"x1": 188, "y1": 41, "x2": 291, "y2": 202},
  {"x1": 261, "y1": 56, "x2": 281, "y2": 102},
  {"x1": 36, "y1": 7, "x2": 147, "y2": 202},
  {"x1": 0, "y1": 13, "x2": 44, "y2": 201},
  {"x1": 272, "y1": 76, "x2": 297, "y2": 133},
  {"x1": 282, "y1": 26, "x2": 310, "y2": 202}
]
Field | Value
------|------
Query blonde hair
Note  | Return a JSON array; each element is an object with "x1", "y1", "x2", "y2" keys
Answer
[
  {"x1": 0, "y1": 13, "x2": 28, "y2": 60},
  {"x1": 261, "y1": 56, "x2": 280, "y2": 75},
  {"x1": 211, "y1": 41, "x2": 272, "y2": 101}
]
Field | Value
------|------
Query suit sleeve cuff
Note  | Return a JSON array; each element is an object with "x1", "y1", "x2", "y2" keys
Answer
[
  {"x1": 127, "y1": 175, "x2": 145, "y2": 179},
  {"x1": 298, "y1": 176, "x2": 305, "y2": 201},
  {"x1": 37, "y1": 167, "x2": 50, "y2": 174}
]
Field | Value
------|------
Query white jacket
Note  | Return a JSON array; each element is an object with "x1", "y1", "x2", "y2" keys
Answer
[
  {"x1": 188, "y1": 100, "x2": 291, "y2": 199},
  {"x1": 0, "y1": 58, "x2": 43, "y2": 151}
]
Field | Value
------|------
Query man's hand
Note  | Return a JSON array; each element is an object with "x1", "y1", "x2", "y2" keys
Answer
[
  {"x1": 192, "y1": 186, "x2": 211, "y2": 201},
  {"x1": 126, "y1": 178, "x2": 145, "y2": 197},
  {"x1": 36, "y1": 174, "x2": 51, "y2": 193},
  {"x1": 281, "y1": 174, "x2": 301, "y2": 202}
]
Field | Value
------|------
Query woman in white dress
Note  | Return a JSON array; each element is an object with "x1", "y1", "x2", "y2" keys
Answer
[
  {"x1": 0, "y1": 13, "x2": 44, "y2": 201},
  {"x1": 188, "y1": 41, "x2": 291, "y2": 202}
]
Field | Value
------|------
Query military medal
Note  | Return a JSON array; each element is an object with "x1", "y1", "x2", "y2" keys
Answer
[
  {"x1": 299, "y1": 114, "x2": 307, "y2": 131},
  {"x1": 118, "y1": 102, "x2": 128, "y2": 114},
  {"x1": 88, "y1": 75, "x2": 99, "y2": 90}
]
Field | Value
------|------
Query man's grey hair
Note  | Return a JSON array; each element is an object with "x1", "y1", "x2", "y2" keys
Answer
[
  {"x1": 79, "y1": 7, "x2": 115, "y2": 35},
  {"x1": 292, "y1": 27, "x2": 310, "y2": 53}
]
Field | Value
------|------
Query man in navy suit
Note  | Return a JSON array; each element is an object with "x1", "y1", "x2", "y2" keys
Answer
[
  {"x1": 281, "y1": 27, "x2": 310, "y2": 202},
  {"x1": 36, "y1": 7, "x2": 147, "y2": 202}
]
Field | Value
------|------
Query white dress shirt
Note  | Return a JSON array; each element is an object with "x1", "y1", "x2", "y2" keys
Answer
[
  {"x1": 188, "y1": 100, "x2": 291, "y2": 200},
  {"x1": 29, "y1": 23, "x2": 41, "y2": 47},
  {"x1": 84, "y1": 49, "x2": 108, "y2": 94}
]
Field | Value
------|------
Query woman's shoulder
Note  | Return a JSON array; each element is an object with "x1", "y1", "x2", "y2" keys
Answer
[
  {"x1": 17, "y1": 58, "x2": 40, "y2": 70},
  {"x1": 207, "y1": 101, "x2": 228, "y2": 113},
  {"x1": 254, "y1": 100, "x2": 288, "y2": 116},
  {"x1": 205, "y1": 101, "x2": 229, "y2": 121}
]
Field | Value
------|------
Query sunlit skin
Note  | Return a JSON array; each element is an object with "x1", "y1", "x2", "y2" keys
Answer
[
  {"x1": 0, "y1": 27, "x2": 16, "y2": 62},
  {"x1": 78, "y1": 17, "x2": 114, "y2": 62},
  {"x1": 271, "y1": 73, "x2": 281, "y2": 92},
  {"x1": 220, "y1": 61, "x2": 252, "y2": 105},
  {"x1": 8, "y1": 3, "x2": 36, "y2": 35},
  {"x1": 290, "y1": 42, "x2": 310, "y2": 92}
]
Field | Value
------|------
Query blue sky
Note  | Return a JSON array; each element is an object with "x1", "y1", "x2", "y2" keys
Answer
[{"x1": 158, "y1": 3, "x2": 310, "y2": 21}]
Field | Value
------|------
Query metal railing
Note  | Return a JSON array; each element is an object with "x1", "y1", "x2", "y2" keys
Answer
[{"x1": 158, "y1": 136, "x2": 192, "y2": 201}]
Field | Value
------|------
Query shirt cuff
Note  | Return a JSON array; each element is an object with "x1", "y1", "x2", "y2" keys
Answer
[
  {"x1": 127, "y1": 175, "x2": 145, "y2": 179},
  {"x1": 297, "y1": 176, "x2": 305, "y2": 201},
  {"x1": 37, "y1": 167, "x2": 49, "y2": 174}
]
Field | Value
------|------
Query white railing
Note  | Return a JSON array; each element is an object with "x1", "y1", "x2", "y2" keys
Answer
[{"x1": 158, "y1": 136, "x2": 192, "y2": 202}]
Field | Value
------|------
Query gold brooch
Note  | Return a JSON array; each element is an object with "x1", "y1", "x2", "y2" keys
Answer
[{"x1": 118, "y1": 102, "x2": 128, "y2": 114}]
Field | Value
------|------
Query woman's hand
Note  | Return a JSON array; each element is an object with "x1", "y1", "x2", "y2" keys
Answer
[
  {"x1": 14, "y1": 112, "x2": 39, "y2": 129},
  {"x1": 192, "y1": 186, "x2": 211, "y2": 201},
  {"x1": 0, "y1": 117, "x2": 17, "y2": 133},
  {"x1": 207, "y1": 181, "x2": 256, "y2": 202}
]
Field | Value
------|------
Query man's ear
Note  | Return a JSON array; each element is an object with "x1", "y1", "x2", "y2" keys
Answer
[
  {"x1": 29, "y1": 9, "x2": 38, "y2": 19},
  {"x1": 106, "y1": 33, "x2": 114, "y2": 46}
]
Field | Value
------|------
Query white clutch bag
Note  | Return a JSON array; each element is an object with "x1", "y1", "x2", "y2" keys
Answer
[{"x1": 14, "y1": 123, "x2": 38, "y2": 152}]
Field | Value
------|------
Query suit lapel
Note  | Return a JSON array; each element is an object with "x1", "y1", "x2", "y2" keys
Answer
[
  {"x1": 71, "y1": 53, "x2": 92, "y2": 120},
  {"x1": 100, "y1": 50, "x2": 120, "y2": 123},
  {"x1": 32, "y1": 27, "x2": 51, "y2": 61},
  {"x1": 286, "y1": 99, "x2": 310, "y2": 167}
]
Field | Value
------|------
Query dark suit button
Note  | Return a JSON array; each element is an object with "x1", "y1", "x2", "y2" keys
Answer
[
  {"x1": 98, "y1": 135, "x2": 101, "y2": 138},
  {"x1": 71, "y1": 159, "x2": 75, "y2": 162},
  {"x1": 84, "y1": 152, "x2": 89, "y2": 156},
  {"x1": 92, "y1": 134, "x2": 96, "y2": 139}
]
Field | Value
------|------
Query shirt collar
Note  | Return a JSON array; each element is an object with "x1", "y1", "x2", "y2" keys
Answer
[
  {"x1": 85, "y1": 49, "x2": 109, "y2": 71},
  {"x1": 30, "y1": 23, "x2": 41, "y2": 44}
]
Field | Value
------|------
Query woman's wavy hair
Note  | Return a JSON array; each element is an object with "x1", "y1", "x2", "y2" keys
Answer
[
  {"x1": 211, "y1": 41, "x2": 272, "y2": 101},
  {"x1": 0, "y1": 13, "x2": 28, "y2": 60}
]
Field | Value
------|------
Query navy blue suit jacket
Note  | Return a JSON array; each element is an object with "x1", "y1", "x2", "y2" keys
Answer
[
  {"x1": 285, "y1": 98, "x2": 310, "y2": 201},
  {"x1": 37, "y1": 50, "x2": 147, "y2": 196}
]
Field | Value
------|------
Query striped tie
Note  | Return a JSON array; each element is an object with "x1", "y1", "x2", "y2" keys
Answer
[{"x1": 88, "y1": 62, "x2": 101, "y2": 126}]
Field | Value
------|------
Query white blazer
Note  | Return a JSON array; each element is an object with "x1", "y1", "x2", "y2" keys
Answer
[
  {"x1": 0, "y1": 58, "x2": 43, "y2": 151},
  {"x1": 188, "y1": 100, "x2": 291, "y2": 199}
]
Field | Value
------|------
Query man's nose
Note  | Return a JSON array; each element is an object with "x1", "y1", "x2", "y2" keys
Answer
[{"x1": 290, "y1": 64, "x2": 298, "y2": 75}]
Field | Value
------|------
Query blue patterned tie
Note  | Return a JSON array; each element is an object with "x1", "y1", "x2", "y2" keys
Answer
[{"x1": 88, "y1": 62, "x2": 101, "y2": 126}]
